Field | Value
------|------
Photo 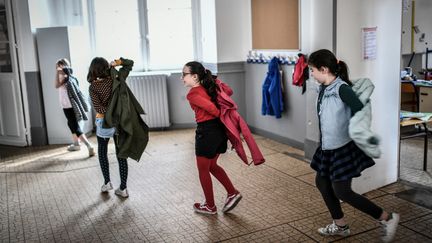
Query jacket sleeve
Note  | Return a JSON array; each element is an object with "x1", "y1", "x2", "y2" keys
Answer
[
  {"x1": 187, "y1": 91, "x2": 220, "y2": 117},
  {"x1": 220, "y1": 82, "x2": 233, "y2": 96},
  {"x1": 117, "y1": 58, "x2": 134, "y2": 82}
]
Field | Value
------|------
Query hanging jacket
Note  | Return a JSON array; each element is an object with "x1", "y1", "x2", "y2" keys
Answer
[
  {"x1": 292, "y1": 54, "x2": 308, "y2": 94},
  {"x1": 262, "y1": 57, "x2": 284, "y2": 118},
  {"x1": 64, "y1": 68, "x2": 88, "y2": 121},
  {"x1": 348, "y1": 78, "x2": 381, "y2": 158},
  {"x1": 104, "y1": 58, "x2": 149, "y2": 161},
  {"x1": 216, "y1": 79, "x2": 265, "y2": 165}
]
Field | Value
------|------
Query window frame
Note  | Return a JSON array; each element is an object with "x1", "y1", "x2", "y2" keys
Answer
[{"x1": 86, "y1": 0, "x2": 200, "y2": 72}]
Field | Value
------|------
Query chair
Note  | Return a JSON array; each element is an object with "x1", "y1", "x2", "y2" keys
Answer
[
  {"x1": 425, "y1": 48, "x2": 432, "y2": 80},
  {"x1": 401, "y1": 81, "x2": 419, "y2": 112}
]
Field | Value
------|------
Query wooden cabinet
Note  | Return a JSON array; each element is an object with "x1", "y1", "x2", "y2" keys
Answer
[{"x1": 419, "y1": 86, "x2": 432, "y2": 112}]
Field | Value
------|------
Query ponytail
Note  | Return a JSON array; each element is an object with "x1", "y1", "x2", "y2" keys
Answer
[
  {"x1": 337, "y1": 60, "x2": 351, "y2": 85},
  {"x1": 308, "y1": 49, "x2": 352, "y2": 86},
  {"x1": 184, "y1": 61, "x2": 219, "y2": 106}
]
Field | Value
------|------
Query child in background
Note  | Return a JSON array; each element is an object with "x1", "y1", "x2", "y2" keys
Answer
[{"x1": 55, "y1": 58, "x2": 94, "y2": 156}]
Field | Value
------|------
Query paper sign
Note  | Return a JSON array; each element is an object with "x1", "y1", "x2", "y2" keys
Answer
[{"x1": 362, "y1": 27, "x2": 377, "y2": 60}]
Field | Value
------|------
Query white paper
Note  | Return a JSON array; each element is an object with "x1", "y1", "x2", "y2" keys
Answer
[{"x1": 362, "y1": 27, "x2": 377, "y2": 60}]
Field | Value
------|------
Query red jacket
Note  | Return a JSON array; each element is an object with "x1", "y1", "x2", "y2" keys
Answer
[
  {"x1": 216, "y1": 79, "x2": 265, "y2": 165},
  {"x1": 293, "y1": 54, "x2": 307, "y2": 86}
]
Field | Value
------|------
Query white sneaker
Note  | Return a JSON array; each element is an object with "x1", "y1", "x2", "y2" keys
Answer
[
  {"x1": 88, "y1": 146, "x2": 95, "y2": 157},
  {"x1": 380, "y1": 213, "x2": 400, "y2": 243},
  {"x1": 115, "y1": 188, "x2": 129, "y2": 198},
  {"x1": 67, "y1": 143, "x2": 81, "y2": 151},
  {"x1": 318, "y1": 221, "x2": 351, "y2": 237},
  {"x1": 101, "y1": 182, "x2": 113, "y2": 192}
]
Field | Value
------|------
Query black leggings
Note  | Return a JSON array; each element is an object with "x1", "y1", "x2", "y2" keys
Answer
[
  {"x1": 315, "y1": 174, "x2": 383, "y2": 220},
  {"x1": 97, "y1": 136, "x2": 128, "y2": 190},
  {"x1": 63, "y1": 108, "x2": 83, "y2": 137}
]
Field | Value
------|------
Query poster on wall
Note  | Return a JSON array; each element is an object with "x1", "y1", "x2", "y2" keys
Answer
[{"x1": 362, "y1": 27, "x2": 377, "y2": 60}]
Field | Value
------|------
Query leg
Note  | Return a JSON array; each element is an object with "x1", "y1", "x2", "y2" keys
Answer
[
  {"x1": 315, "y1": 174, "x2": 345, "y2": 221},
  {"x1": 117, "y1": 157, "x2": 128, "y2": 190},
  {"x1": 112, "y1": 139, "x2": 127, "y2": 188},
  {"x1": 332, "y1": 180, "x2": 399, "y2": 242},
  {"x1": 209, "y1": 154, "x2": 236, "y2": 195},
  {"x1": 63, "y1": 108, "x2": 80, "y2": 146},
  {"x1": 196, "y1": 156, "x2": 215, "y2": 207},
  {"x1": 332, "y1": 180, "x2": 383, "y2": 219},
  {"x1": 97, "y1": 136, "x2": 110, "y2": 184}
]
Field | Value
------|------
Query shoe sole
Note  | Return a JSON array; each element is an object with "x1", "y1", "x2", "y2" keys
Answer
[
  {"x1": 223, "y1": 194, "x2": 242, "y2": 213},
  {"x1": 115, "y1": 191, "x2": 129, "y2": 198},
  {"x1": 318, "y1": 230, "x2": 350, "y2": 237},
  {"x1": 193, "y1": 208, "x2": 217, "y2": 215}
]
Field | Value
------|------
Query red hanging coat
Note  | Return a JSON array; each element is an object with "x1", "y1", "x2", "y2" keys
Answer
[
  {"x1": 215, "y1": 79, "x2": 265, "y2": 165},
  {"x1": 293, "y1": 54, "x2": 308, "y2": 87}
]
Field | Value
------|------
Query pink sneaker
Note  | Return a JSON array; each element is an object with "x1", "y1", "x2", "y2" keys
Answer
[
  {"x1": 193, "y1": 202, "x2": 217, "y2": 215},
  {"x1": 222, "y1": 192, "x2": 242, "y2": 213}
]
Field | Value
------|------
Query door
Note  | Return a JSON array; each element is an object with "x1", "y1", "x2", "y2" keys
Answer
[{"x1": 0, "y1": 0, "x2": 28, "y2": 146}]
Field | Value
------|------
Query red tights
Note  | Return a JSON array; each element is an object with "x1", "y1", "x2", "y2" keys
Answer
[{"x1": 196, "y1": 154, "x2": 237, "y2": 207}]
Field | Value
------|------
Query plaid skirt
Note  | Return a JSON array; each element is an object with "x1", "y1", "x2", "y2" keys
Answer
[{"x1": 310, "y1": 141, "x2": 375, "y2": 182}]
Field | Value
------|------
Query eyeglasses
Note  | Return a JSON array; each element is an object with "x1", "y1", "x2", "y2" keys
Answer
[{"x1": 182, "y1": 72, "x2": 192, "y2": 77}]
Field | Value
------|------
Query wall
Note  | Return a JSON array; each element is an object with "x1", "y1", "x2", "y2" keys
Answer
[
  {"x1": 303, "y1": 0, "x2": 334, "y2": 158},
  {"x1": 245, "y1": 63, "x2": 306, "y2": 149},
  {"x1": 215, "y1": 0, "x2": 252, "y2": 63},
  {"x1": 401, "y1": 0, "x2": 432, "y2": 55},
  {"x1": 199, "y1": 0, "x2": 218, "y2": 63},
  {"x1": 337, "y1": 0, "x2": 402, "y2": 193}
]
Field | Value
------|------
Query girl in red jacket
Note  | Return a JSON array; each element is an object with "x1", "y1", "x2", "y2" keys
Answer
[{"x1": 182, "y1": 61, "x2": 242, "y2": 214}]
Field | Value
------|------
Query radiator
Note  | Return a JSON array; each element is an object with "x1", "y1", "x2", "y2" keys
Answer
[{"x1": 127, "y1": 74, "x2": 170, "y2": 128}]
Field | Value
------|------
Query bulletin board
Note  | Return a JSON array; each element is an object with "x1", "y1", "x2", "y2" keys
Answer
[{"x1": 252, "y1": 0, "x2": 299, "y2": 50}]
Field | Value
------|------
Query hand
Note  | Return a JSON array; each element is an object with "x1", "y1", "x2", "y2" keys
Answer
[{"x1": 110, "y1": 61, "x2": 117, "y2": 67}]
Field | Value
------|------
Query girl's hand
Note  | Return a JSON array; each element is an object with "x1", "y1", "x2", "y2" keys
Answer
[{"x1": 110, "y1": 61, "x2": 117, "y2": 67}]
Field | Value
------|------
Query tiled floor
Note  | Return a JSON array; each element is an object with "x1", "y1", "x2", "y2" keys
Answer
[
  {"x1": 0, "y1": 129, "x2": 431, "y2": 242},
  {"x1": 400, "y1": 137, "x2": 432, "y2": 187}
]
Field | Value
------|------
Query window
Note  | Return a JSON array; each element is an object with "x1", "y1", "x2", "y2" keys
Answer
[
  {"x1": 89, "y1": 0, "x2": 196, "y2": 71},
  {"x1": 93, "y1": 0, "x2": 143, "y2": 69}
]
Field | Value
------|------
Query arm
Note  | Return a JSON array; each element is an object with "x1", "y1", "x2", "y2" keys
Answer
[
  {"x1": 187, "y1": 91, "x2": 220, "y2": 117},
  {"x1": 111, "y1": 57, "x2": 134, "y2": 81},
  {"x1": 55, "y1": 68, "x2": 66, "y2": 88},
  {"x1": 339, "y1": 84, "x2": 364, "y2": 115}
]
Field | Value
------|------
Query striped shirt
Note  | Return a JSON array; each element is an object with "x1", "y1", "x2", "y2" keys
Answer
[{"x1": 89, "y1": 78, "x2": 113, "y2": 114}]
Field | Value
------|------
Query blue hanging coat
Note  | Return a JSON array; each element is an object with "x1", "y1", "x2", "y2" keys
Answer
[{"x1": 262, "y1": 57, "x2": 284, "y2": 118}]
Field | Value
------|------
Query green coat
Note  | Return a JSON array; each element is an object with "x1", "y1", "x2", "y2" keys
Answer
[{"x1": 104, "y1": 58, "x2": 149, "y2": 161}]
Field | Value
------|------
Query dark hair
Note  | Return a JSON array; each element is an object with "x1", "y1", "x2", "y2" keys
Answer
[
  {"x1": 56, "y1": 58, "x2": 70, "y2": 67},
  {"x1": 87, "y1": 57, "x2": 110, "y2": 83},
  {"x1": 184, "y1": 61, "x2": 219, "y2": 106},
  {"x1": 308, "y1": 49, "x2": 351, "y2": 85}
]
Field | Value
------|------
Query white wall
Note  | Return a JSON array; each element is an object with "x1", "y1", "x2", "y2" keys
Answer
[
  {"x1": 215, "y1": 0, "x2": 252, "y2": 63},
  {"x1": 304, "y1": 0, "x2": 334, "y2": 152},
  {"x1": 199, "y1": 0, "x2": 218, "y2": 63},
  {"x1": 337, "y1": 0, "x2": 402, "y2": 194}
]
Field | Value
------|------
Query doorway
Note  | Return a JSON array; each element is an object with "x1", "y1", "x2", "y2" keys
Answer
[{"x1": 0, "y1": 0, "x2": 29, "y2": 146}]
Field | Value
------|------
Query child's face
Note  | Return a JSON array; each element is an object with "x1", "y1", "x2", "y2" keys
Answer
[
  {"x1": 309, "y1": 65, "x2": 326, "y2": 84},
  {"x1": 56, "y1": 64, "x2": 65, "y2": 73},
  {"x1": 181, "y1": 66, "x2": 198, "y2": 87}
]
